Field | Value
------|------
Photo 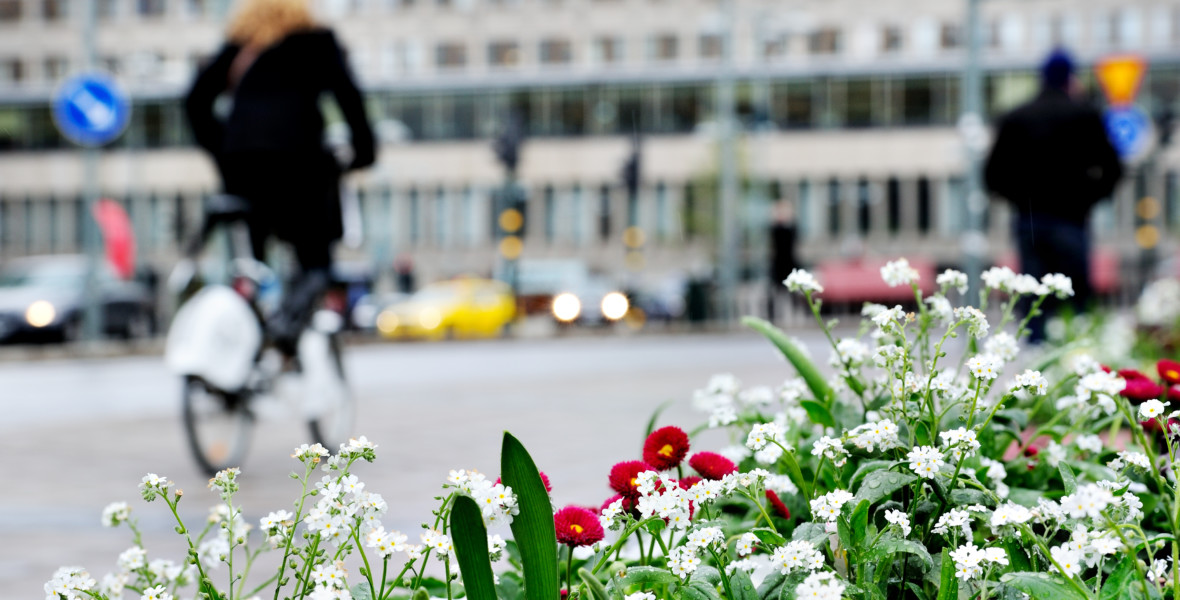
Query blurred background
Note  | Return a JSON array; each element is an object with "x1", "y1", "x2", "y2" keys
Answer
[{"x1": 2, "y1": 0, "x2": 1179, "y2": 340}]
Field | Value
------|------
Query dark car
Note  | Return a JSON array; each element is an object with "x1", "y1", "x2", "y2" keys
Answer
[{"x1": 0, "y1": 254, "x2": 156, "y2": 343}]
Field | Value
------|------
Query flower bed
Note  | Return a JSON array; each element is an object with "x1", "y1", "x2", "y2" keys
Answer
[{"x1": 48, "y1": 260, "x2": 1179, "y2": 600}]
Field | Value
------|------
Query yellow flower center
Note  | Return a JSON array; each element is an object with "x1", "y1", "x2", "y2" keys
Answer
[
  {"x1": 658, "y1": 444, "x2": 675, "y2": 457},
  {"x1": 1168, "y1": 369, "x2": 1179, "y2": 380},
  {"x1": 570, "y1": 524, "x2": 584, "y2": 534},
  {"x1": 631, "y1": 477, "x2": 638, "y2": 488}
]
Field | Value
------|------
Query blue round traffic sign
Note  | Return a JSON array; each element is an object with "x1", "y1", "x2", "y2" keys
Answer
[
  {"x1": 1103, "y1": 105, "x2": 1151, "y2": 161},
  {"x1": 51, "y1": 72, "x2": 130, "y2": 147}
]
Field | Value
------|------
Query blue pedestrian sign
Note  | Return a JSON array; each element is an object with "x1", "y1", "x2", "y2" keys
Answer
[
  {"x1": 1103, "y1": 105, "x2": 1151, "y2": 161},
  {"x1": 51, "y1": 72, "x2": 130, "y2": 147}
]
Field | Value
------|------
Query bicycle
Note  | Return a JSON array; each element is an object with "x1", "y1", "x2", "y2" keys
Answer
[{"x1": 165, "y1": 194, "x2": 356, "y2": 476}]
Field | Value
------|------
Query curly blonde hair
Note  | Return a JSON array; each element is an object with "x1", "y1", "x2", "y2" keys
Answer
[{"x1": 226, "y1": 0, "x2": 317, "y2": 49}]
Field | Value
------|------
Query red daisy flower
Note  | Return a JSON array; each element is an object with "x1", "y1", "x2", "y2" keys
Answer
[
  {"x1": 601, "y1": 493, "x2": 640, "y2": 519},
  {"x1": 765, "y1": 490, "x2": 791, "y2": 519},
  {"x1": 642, "y1": 426, "x2": 690, "y2": 470},
  {"x1": 678, "y1": 476, "x2": 702, "y2": 490},
  {"x1": 494, "y1": 471, "x2": 552, "y2": 493},
  {"x1": 1119, "y1": 369, "x2": 1164, "y2": 403},
  {"x1": 609, "y1": 461, "x2": 655, "y2": 497},
  {"x1": 1169, "y1": 384, "x2": 1180, "y2": 401},
  {"x1": 554, "y1": 506, "x2": 604, "y2": 547},
  {"x1": 688, "y1": 452, "x2": 738, "y2": 480},
  {"x1": 1160, "y1": 360, "x2": 1180, "y2": 385},
  {"x1": 1023, "y1": 446, "x2": 1039, "y2": 458}
]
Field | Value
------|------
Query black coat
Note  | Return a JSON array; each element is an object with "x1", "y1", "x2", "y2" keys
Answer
[
  {"x1": 984, "y1": 87, "x2": 1122, "y2": 226},
  {"x1": 185, "y1": 28, "x2": 376, "y2": 245}
]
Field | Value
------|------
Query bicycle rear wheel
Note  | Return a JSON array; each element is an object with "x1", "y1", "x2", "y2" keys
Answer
[
  {"x1": 182, "y1": 376, "x2": 253, "y2": 476},
  {"x1": 303, "y1": 332, "x2": 356, "y2": 452}
]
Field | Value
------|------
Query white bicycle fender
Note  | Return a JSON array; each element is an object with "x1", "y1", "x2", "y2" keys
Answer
[{"x1": 165, "y1": 286, "x2": 263, "y2": 391}]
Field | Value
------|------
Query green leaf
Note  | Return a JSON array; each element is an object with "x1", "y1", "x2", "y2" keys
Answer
[
  {"x1": 755, "y1": 570, "x2": 785, "y2": 600},
  {"x1": 780, "y1": 450, "x2": 812, "y2": 501},
  {"x1": 751, "y1": 527, "x2": 788, "y2": 548},
  {"x1": 742, "y1": 317, "x2": 833, "y2": 403},
  {"x1": 936, "y1": 548, "x2": 958, "y2": 600},
  {"x1": 645, "y1": 400, "x2": 675, "y2": 438},
  {"x1": 681, "y1": 581, "x2": 722, "y2": 600},
  {"x1": 496, "y1": 574, "x2": 524, "y2": 600},
  {"x1": 1001, "y1": 539, "x2": 1031, "y2": 573},
  {"x1": 1100, "y1": 555, "x2": 1151, "y2": 600},
  {"x1": 849, "y1": 460, "x2": 896, "y2": 488},
  {"x1": 690, "y1": 566, "x2": 722, "y2": 586},
  {"x1": 501, "y1": 433, "x2": 560, "y2": 600},
  {"x1": 644, "y1": 519, "x2": 667, "y2": 535},
  {"x1": 949, "y1": 488, "x2": 996, "y2": 508},
  {"x1": 850, "y1": 500, "x2": 869, "y2": 548},
  {"x1": 449, "y1": 495, "x2": 498, "y2": 600},
  {"x1": 995, "y1": 409, "x2": 1030, "y2": 429},
  {"x1": 350, "y1": 583, "x2": 375, "y2": 600},
  {"x1": 729, "y1": 569, "x2": 760, "y2": 600},
  {"x1": 579, "y1": 568, "x2": 611, "y2": 600},
  {"x1": 836, "y1": 517, "x2": 854, "y2": 555},
  {"x1": 791, "y1": 522, "x2": 829, "y2": 546},
  {"x1": 615, "y1": 566, "x2": 680, "y2": 588},
  {"x1": 865, "y1": 536, "x2": 933, "y2": 572},
  {"x1": 1058, "y1": 462, "x2": 1078, "y2": 495},
  {"x1": 854, "y1": 470, "x2": 917, "y2": 505},
  {"x1": 799, "y1": 400, "x2": 836, "y2": 429},
  {"x1": 1000, "y1": 572, "x2": 1090, "y2": 600}
]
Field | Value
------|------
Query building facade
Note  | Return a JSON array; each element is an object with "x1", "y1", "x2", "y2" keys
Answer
[{"x1": 1, "y1": 0, "x2": 1179, "y2": 301}]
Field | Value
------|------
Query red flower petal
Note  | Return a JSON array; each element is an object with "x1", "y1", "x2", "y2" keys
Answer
[
  {"x1": 609, "y1": 461, "x2": 655, "y2": 497},
  {"x1": 495, "y1": 472, "x2": 551, "y2": 493},
  {"x1": 642, "y1": 426, "x2": 691, "y2": 471},
  {"x1": 554, "y1": 505, "x2": 604, "y2": 547},
  {"x1": 1159, "y1": 359, "x2": 1180, "y2": 385},
  {"x1": 688, "y1": 452, "x2": 738, "y2": 481},
  {"x1": 1119, "y1": 369, "x2": 1164, "y2": 403},
  {"x1": 765, "y1": 490, "x2": 791, "y2": 519}
]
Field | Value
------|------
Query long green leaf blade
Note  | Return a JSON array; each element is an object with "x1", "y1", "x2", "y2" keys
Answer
[
  {"x1": 501, "y1": 432, "x2": 560, "y2": 600},
  {"x1": 450, "y1": 495, "x2": 498, "y2": 600},
  {"x1": 742, "y1": 317, "x2": 833, "y2": 403},
  {"x1": 936, "y1": 548, "x2": 958, "y2": 600},
  {"x1": 1000, "y1": 572, "x2": 1090, "y2": 600},
  {"x1": 579, "y1": 568, "x2": 610, "y2": 600}
]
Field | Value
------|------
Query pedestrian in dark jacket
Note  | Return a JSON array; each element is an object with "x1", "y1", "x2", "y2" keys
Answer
[
  {"x1": 984, "y1": 48, "x2": 1122, "y2": 342},
  {"x1": 185, "y1": 0, "x2": 376, "y2": 353}
]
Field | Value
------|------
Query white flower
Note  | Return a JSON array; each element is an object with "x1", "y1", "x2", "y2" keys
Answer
[
  {"x1": 626, "y1": 593, "x2": 658, "y2": 600},
  {"x1": 884, "y1": 509, "x2": 912, "y2": 537},
  {"x1": 847, "y1": 420, "x2": 903, "y2": 453},
  {"x1": 872, "y1": 305, "x2": 906, "y2": 332},
  {"x1": 795, "y1": 571, "x2": 844, "y2": 599},
  {"x1": 873, "y1": 344, "x2": 904, "y2": 367},
  {"x1": 139, "y1": 473, "x2": 172, "y2": 502},
  {"x1": 141, "y1": 585, "x2": 173, "y2": 600},
  {"x1": 1042, "y1": 273, "x2": 1075, "y2": 298},
  {"x1": 953, "y1": 305, "x2": 990, "y2": 338},
  {"x1": 1074, "y1": 434, "x2": 1103, "y2": 453},
  {"x1": 784, "y1": 268, "x2": 824, "y2": 294},
  {"x1": 745, "y1": 422, "x2": 784, "y2": 451},
  {"x1": 984, "y1": 332, "x2": 1020, "y2": 362},
  {"x1": 925, "y1": 294, "x2": 954, "y2": 324},
  {"x1": 685, "y1": 527, "x2": 724, "y2": 551},
  {"x1": 293, "y1": 443, "x2": 331, "y2": 463},
  {"x1": 1140, "y1": 399, "x2": 1169, "y2": 420},
  {"x1": 862, "y1": 303, "x2": 888, "y2": 318},
  {"x1": 939, "y1": 428, "x2": 980, "y2": 460},
  {"x1": 1059, "y1": 484, "x2": 1114, "y2": 520},
  {"x1": 667, "y1": 546, "x2": 700, "y2": 579},
  {"x1": 932, "y1": 509, "x2": 972, "y2": 537},
  {"x1": 989, "y1": 503, "x2": 1032, "y2": 529},
  {"x1": 811, "y1": 436, "x2": 849, "y2": 467},
  {"x1": 1009, "y1": 274, "x2": 1049, "y2": 296},
  {"x1": 1148, "y1": 557, "x2": 1173, "y2": 583},
  {"x1": 117, "y1": 546, "x2": 147, "y2": 571},
  {"x1": 1010, "y1": 369, "x2": 1049, "y2": 396},
  {"x1": 809, "y1": 490, "x2": 855, "y2": 522},
  {"x1": 769, "y1": 540, "x2": 825, "y2": 574},
  {"x1": 881, "y1": 258, "x2": 920, "y2": 287},
  {"x1": 906, "y1": 446, "x2": 946, "y2": 479},
  {"x1": 981, "y1": 266, "x2": 1015, "y2": 291},
  {"x1": 1050, "y1": 545, "x2": 1083, "y2": 577},
  {"x1": 736, "y1": 532, "x2": 760, "y2": 556},
  {"x1": 937, "y1": 269, "x2": 969, "y2": 294},
  {"x1": 831, "y1": 338, "x2": 869, "y2": 368},
  {"x1": 1045, "y1": 440, "x2": 1066, "y2": 467},
  {"x1": 1116, "y1": 451, "x2": 1152, "y2": 471},
  {"x1": 102, "y1": 502, "x2": 131, "y2": 528},
  {"x1": 966, "y1": 354, "x2": 1002, "y2": 381}
]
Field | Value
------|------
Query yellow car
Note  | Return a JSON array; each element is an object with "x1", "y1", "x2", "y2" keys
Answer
[{"x1": 375, "y1": 278, "x2": 516, "y2": 340}]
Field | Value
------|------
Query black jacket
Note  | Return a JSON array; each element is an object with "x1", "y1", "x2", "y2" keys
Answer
[{"x1": 984, "y1": 87, "x2": 1122, "y2": 225}]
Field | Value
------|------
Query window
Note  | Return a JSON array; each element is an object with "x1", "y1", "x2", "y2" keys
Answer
[
  {"x1": 809, "y1": 28, "x2": 842, "y2": 55},
  {"x1": 137, "y1": 0, "x2": 166, "y2": 17},
  {"x1": 488, "y1": 41, "x2": 520, "y2": 67},
  {"x1": 647, "y1": 34, "x2": 678, "y2": 62},
  {"x1": 435, "y1": 42, "x2": 466, "y2": 69},
  {"x1": 0, "y1": 58, "x2": 24, "y2": 84},
  {"x1": 699, "y1": 33, "x2": 723, "y2": 60},
  {"x1": 881, "y1": 25, "x2": 903, "y2": 53},
  {"x1": 184, "y1": 0, "x2": 210, "y2": 18},
  {"x1": 591, "y1": 36, "x2": 624, "y2": 65},
  {"x1": 42, "y1": 0, "x2": 68, "y2": 21},
  {"x1": 598, "y1": 184, "x2": 611, "y2": 241},
  {"x1": 826, "y1": 179, "x2": 841, "y2": 237},
  {"x1": 761, "y1": 33, "x2": 788, "y2": 60},
  {"x1": 97, "y1": 0, "x2": 118, "y2": 20},
  {"x1": 0, "y1": 0, "x2": 21, "y2": 21},
  {"x1": 543, "y1": 185, "x2": 556, "y2": 242},
  {"x1": 940, "y1": 22, "x2": 962, "y2": 49},
  {"x1": 539, "y1": 38, "x2": 572, "y2": 65},
  {"x1": 43, "y1": 56, "x2": 68, "y2": 82}
]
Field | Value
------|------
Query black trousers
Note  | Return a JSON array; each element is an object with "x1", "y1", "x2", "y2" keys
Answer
[{"x1": 1015, "y1": 215, "x2": 1091, "y2": 342}]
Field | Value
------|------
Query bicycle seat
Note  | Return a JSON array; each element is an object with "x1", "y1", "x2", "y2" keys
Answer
[{"x1": 205, "y1": 194, "x2": 253, "y2": 220}]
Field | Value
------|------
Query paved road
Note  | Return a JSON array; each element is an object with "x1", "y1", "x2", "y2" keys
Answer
[{"x1": 0, "y1": 330, "x2": 820, "y2": 599}]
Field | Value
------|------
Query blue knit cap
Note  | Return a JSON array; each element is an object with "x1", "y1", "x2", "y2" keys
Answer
[{"x1": 1042, "y1": 48, "x2": 1075, "y2": 89}]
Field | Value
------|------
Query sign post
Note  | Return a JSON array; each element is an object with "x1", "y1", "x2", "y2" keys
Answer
[{"x1": 51, "y1": 71, "x2": 130, "y2": 341}]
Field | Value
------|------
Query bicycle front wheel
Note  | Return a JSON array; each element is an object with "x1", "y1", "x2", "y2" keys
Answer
[
  {"x1": 303, "y1": 332, "x2": 356, "y2": 452},
  {"x1": 182, "y1": 376, "x2": 253, "y2": 476}
]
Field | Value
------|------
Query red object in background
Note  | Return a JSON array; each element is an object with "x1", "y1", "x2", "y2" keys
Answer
[
  {"x1": 1118, "y1": 368, "x2": 1165, "y2": 403},
  {"x1": 91, "y1": 198, "x2": 136, "y2": 279}
]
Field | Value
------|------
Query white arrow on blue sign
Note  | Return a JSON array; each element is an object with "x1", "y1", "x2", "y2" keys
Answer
[
  {"x1": 51, "y1": 72, "x2": 130, "y2": 147},
  {"x1": 1103, "y1": 105, "x2": 1151, "y2": 162}
]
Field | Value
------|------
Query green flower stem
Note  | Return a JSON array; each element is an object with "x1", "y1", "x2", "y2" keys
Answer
[
  {"x1": 352, "y1": 526, "x2": 378, "y2": 600},
  {"x1": 225, "y1": 500, "x2": 238, "y2": 597},
  {"x1": 379, "y1": 557, "x2": 389, "y2": 600},
  {"x1": 708, "y1": 547, "x2": 735, "y2": 600},
  {"x1": 1104, "y1": 516, "x2": 1152, "y2": 599},
  {"x1": 237, "y1": 544, "x2": 267, "y2": 599},
  {"x1": 293, "y1": 536, "x2": 323, "y2": 599},
  {"x1": 589, "y1": 518, "x2": 663, "y2": 575},
  {"x1": 275, "y1": 462, "x2": 317, "y2": 600},
  {"x1": 444, "y1": 557, "x2": 454, "y2": 600},
  {"x1": 243, "y1": 572, "x2": 280, "y2": 599},
  {"x1": 810, "y1": 455, "x2": 828, "y2": 503},
  {"x1": 1016, "y1": 524, "x2": 1094, "y2": 600},
  {"x1": 739, "y1": 489, "x2": 780, "y2": 536},
  {"x1": 1116, "y1": 399, "x2": 1173, "y2": 515},
  {"x1": 412, "y1": 492, "x2": 456, "y2": 591},
  {"x1": 565, "y1": 546, "x2": 575, "y2": 593},
  {"x1": 384, "y1": 560, "x2": 418, "y2": 600},
  {"x1": 803, "y1": 290, "x2": 867, "y2": 408},
  {"x1": 161, "y1": 493, "x2": 214, "y2": 598},
  {"x1": 1013, "y1": 295, "x2": 1049, "y2": 341}
]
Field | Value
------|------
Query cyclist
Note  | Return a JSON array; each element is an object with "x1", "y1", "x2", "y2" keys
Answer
[{"x1": 184, "y1": 0, "x2": 376, "y2": 356}]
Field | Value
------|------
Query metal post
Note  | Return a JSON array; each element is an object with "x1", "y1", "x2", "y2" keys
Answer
[
  {"x1": 961, "y1": 0, "x2": 988, "y2": 302},
  {"x1": 81, "y1": 0, "x2": 103, "y2": 342},
  {"x1": 717, "y1": 0, "x2": 740, "y2": 322}
]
